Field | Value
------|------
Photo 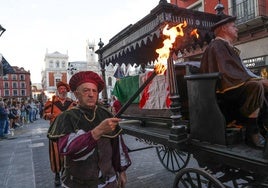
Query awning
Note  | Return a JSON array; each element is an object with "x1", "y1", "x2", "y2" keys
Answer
[
  {"x1": 0, "y1": 54, "x2": 15, "y2": 76},
  {"x1": 96, "y1": 1, "x2": 219, "y2": 67}
]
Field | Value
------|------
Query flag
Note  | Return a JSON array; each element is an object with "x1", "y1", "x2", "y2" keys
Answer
[
  {"x1": 139, "y1": 71, "x2": 170, "y2": 109},
  {"x1": 112, "y1": 71, "x2": 170, "y2": 109},
  {"x1": 0, "y1": 54, "x2": 15, "y2": 76},
  {"x1": 112, "y1": 75, "x2": 140, "y2": 104}
]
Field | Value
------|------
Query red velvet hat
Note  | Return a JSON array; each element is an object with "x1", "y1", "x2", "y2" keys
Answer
[
  {"x1": 211, "y1": 15, "x2": 236, "y2": 31},
  {"x1": 69, "y1": 71, "x2": 104, "y2": 92},
  {"x1": 56, "y1": 81, "x2": 70, "y2": 92}
]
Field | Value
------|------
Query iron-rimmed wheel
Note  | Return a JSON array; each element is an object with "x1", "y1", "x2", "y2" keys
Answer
[
  {"x1": 156, "y1": 145, "x2": 190, "y2": 172},
  {"x1": 173, "y1": 167, "x2": 225, "y2": 188}
]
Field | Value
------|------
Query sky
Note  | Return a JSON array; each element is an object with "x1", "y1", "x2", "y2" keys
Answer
[{"x1": 0, "y1": 0, "x2": 170, "y2": 83}]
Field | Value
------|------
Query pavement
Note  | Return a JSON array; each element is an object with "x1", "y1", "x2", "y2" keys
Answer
[
  {"x1": 0, "y1": 118, "x2": 54, "y2": 188},
  {"x1": 0, "y1": 118, "x2": 175, "y2": 188}
]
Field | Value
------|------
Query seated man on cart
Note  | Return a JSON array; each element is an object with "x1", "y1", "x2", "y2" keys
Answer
[{"x1": 200, "y1": 14, "x2": 267, "y2": 148}]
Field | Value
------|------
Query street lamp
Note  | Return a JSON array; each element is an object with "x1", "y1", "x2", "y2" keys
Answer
[
  {"x1": 96, "y1": 38, "x2": 109, "y2": 108},
  {"x1": 0, "y1": 25, "x2": 6, "y2": 37},
  {"x1": 66, "y1": 63, "x2": 77, "y2": 100},
  {"x1": 67, "y1": 64, "x2": 77, "y2": 75}
]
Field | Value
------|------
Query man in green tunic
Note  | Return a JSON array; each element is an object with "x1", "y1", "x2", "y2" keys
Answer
[{"x1": 48, "y1": 71, "x2": 131, "y2": 188}]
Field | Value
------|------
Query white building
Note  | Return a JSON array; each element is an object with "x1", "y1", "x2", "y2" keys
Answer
[{"x1": 41, "y1": 50, "x2": 69, "y2": 99}]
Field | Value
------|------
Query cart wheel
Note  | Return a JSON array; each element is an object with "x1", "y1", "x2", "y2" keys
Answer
[
  {"x1": 173, "y1": 167, "x2": 225, "y2": 188},
  {"x1": 156, "y1": 146, "x2": 190, "y2": 172}
]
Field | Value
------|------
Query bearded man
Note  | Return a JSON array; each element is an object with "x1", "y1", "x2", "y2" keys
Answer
[{"x1": 44, "y1": 81, "x2": 76, "y2": 186}]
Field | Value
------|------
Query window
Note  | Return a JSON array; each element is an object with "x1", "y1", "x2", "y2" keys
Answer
[
  {"x1": 232, "y1": 0, "x2": 256, "y2": 23},
  {"x1": 3, "y1": 75, "x2": 8, "y2": 80},
  {"x1": 191, "y1": 3, "x2": 202, "y2": 11},
  {"x1": 56, "y1": 61, "x2": 60, "y2": 68},
  {"x1": 4, "y1": 82, "x2": 9, "y2": 88},
  {"x1": 21, "y1": 82, "x2": 26, "y2": 88},
  {"x1": 4, "y1": 90, "x2": 9, "y2": 96},
  {"x1": 12, "y1": 74, "x2": 17, "y2": 80},
  {"x1": 21, "y1": 90, "x2": 26, "y2": 96},
  {"x1": 20, "y1": 74, "x2": 25, "y2": 80},
  {"x1": 13, "y1": 90, "x2": 18, "y2": 96},
  {"x1": 49, "y1": 60, "x2": 54, "y2": 68},
  {"x1": 62, "y1": 61, "x2": 66, "y2": 68},
  {"x1": 108, "y1": 77, "x2": 112, "y2": 86},
  {"x1": 12, "y1": 82, "x2": 18, "y2": 88},
  {"x1": 55, "y1": 79, "x2": 61, "y2": 85}
]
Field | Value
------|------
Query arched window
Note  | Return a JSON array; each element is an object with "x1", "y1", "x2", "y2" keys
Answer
[{"x1": 108, "y1": 77, "x2": 112, "y2": 86}]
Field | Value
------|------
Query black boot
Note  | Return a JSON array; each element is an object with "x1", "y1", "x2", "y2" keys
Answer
[
  {"x1": 245, "y1": 118, "x2": 265, "y2": 148},
  {"x1": 54, "y1": 172, "x2": 61, "y2": 186}
]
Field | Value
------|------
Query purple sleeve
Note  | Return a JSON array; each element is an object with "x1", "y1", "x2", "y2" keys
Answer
[
  {"x1": 58, "y1": 130, "x2": 98, "y2": 160},
  {"x1": 112, "y1": 135, "x2": 131, "y2": 172}
]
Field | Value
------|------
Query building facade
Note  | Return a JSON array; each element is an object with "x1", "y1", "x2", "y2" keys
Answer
[
  {"x1": 0, "y1": 66, "x2": 31, "y2": 101},
  {"x1": 170, "y1": 0, "x2": 268, "y2": 77},
  {"x1": 41, "y1": 41, "x2": 117, "y2": 101},
  {"x1": 41, "y1": 50, "x2": 68, "y2": 100}
]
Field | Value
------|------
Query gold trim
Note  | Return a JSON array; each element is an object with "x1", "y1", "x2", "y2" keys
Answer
[
  {"x1": 101, "y1": 128, "x2": 123, "y2": 138},
  {"x1": 83, "y1": 106, "x2": 97, "y2": 122}
]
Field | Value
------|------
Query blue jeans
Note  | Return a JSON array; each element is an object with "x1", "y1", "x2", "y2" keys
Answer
[
  {"x1": 4, "y1": 120, "x2": 9, "y2": 134},
  {"x1": 0, "y1": 119, "x2": 6, "y2": 137},
  {"x1": 28, "y1": 109, "x2": 33, "y2": 122}
]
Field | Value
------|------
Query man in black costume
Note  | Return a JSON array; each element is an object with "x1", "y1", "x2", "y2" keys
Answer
[{"x1": 200, "y1": 15, "x2": 267, "y2": 148}]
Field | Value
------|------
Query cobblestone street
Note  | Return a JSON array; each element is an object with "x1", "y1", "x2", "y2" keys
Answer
[{"x1": 0, "y1": 119, "x2": 175, "y2": 188}]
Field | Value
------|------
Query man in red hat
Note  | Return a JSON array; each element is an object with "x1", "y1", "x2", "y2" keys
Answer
[
  {"x1": 200, "y1": 15, "x2": 267, "y2": 148},
  {"x1": 44, "y1": 81, "x2": 76, "y2": 186},
  {"x1": 47, "y1": 71, "x2": 131, "y2": 188}
]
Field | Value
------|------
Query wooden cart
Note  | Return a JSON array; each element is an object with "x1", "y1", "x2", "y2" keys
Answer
[{"x1": 96, "y1": 1, "x2": 268, "y2": 187}]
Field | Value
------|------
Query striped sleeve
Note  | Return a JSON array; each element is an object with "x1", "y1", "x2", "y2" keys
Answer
[{"x1": 58, "y1": 129, "x2": 97, "y2": 160}]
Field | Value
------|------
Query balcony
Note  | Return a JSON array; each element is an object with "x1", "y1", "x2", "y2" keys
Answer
[
  {"x1": 230, "y1": 0, "x2": 267, "y2": 25},
  {"x1": 230, "y1": 0, "x2": 268, "y2": 35}
]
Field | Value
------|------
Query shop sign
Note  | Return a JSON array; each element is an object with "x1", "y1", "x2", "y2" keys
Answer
[{"x1": 243, "y1": 56, "x2": 266, "y2": 68}]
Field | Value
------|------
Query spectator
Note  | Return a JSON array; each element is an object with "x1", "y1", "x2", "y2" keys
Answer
[{"x1": 0, "y1": 101, "x2": 8, "y2": 139}]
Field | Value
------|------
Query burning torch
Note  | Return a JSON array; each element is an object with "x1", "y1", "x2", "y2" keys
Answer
[{"x1": 115, "y1": 21, "x2": 188, "y2": 118}]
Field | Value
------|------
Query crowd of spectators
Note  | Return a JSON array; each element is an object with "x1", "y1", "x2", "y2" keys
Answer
[{"x1": 0, "y1": 98, "x2": 43, "y2": 139}]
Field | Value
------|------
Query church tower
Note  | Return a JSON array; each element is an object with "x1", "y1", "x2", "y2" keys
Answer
[{"x1": 86, "y1": 40, "x2": 99, "y2": 73}]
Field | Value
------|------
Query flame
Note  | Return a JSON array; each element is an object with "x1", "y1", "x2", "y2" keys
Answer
[
  {"x1": 154, "y1": 21, "x2": 187, "y2": 74},
  {"x1": 44, "y1": 90, "x2": 55, "y2": 101},
  {"x1": 190, "y1": 29, "x2": 199, "y2": 38}
]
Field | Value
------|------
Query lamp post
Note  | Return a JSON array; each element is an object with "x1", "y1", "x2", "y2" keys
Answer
[
  {"x1": 0, "y1": 25, "x2": 6, "y2": 37},
  {"x1": 96, "y1": 38, "x2": 109, "y2": 108},
  {"x1": 67, "y1": 63, "x2": 77, "y2": 75},
  {"x1": 67, "y1": 62, "x2": 77, "y2": 100}
]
